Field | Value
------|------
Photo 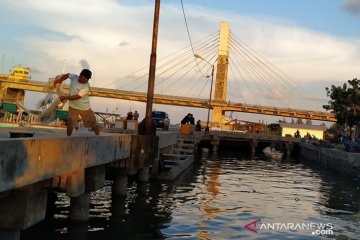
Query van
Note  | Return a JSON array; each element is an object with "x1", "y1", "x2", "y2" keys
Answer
[{"x1": 152, "y1": 111, "x2": 170, "y2": 130}]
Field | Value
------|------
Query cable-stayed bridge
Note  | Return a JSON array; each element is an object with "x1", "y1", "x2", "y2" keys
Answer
[{"x1": 0, "y1": 22, "x2": 336, "y2": 124}]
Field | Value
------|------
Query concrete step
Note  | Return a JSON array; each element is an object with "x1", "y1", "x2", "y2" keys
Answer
[
  {"x1": 164, "y1": 161, "x2": 180, "y2": 166},
  {"x1": 177, "y1": 143, "x2": 196, "y2": 148},
  {"x1": 178, "y1": 138, "x2": 198, "y2": 143},
  {"x1": 173, "y1": 148, "x2": 194, "y2": 153},
  {"x1": 162, "y1": 153, "x2": 192, "y2": 158}
]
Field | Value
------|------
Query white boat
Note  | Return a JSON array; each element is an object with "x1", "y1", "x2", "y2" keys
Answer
[{"x1": 263, "y1": 146, "x2": 283, "y2": 160}]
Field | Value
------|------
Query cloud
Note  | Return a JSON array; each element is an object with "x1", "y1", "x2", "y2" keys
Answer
[
  {"x1": 28, "y1": 67, "x2": 43, "y2": 74},
  {"x1": 0, "y1": 0, "x2": 360, "y2": 121},
  {"x1": 79, "y1": 59, "x2": 90, "y2": 69},
  {"x1": 342, "y1": 0, "x2": 360, "y2": 15},
  {"x1": 118, "y1": 41, "x2": 129, "y2": 47}
]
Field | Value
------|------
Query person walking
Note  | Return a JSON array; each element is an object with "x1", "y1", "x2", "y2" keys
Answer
[{"x1": 54, "y1": 69, "x2": 99, "y2": 136}]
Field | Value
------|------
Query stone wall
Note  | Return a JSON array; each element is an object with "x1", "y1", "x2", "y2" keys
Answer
[{"x1": 299, "y1": 143, "x2": 360, "y2": 177}]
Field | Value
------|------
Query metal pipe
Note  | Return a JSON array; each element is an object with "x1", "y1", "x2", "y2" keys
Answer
[
  {"x1": 206, "y1": 65, "x2": 214, "y2": 131},
  {"x1": 194, "y1": 54, "x2": 214, "y2": 131}
]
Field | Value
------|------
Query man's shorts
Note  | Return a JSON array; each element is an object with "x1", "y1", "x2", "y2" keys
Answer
[{"x1": 67, "y1": 107, "x2": 98, "y2": 130}]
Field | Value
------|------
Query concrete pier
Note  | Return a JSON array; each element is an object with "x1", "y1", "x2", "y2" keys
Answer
[
  {"x1": 69, "y1": 193, "x2": 90, "y2": 221},
  {"x1": 251, "y1": 139, "x2": 258, "y2": 154},
  {"x1": 285, "y1": 143, "x2": 293, "y2": 159},
  {"x1": 202, "y1": 131, "x2": 301, "y2": 154},
  {"x1": 113, "y1": 168, "x2": 128, "y2": 197},
  {"x1": 0, "y1": 128, "x2": 177, "y2": 239},
  {"x1": 299, "y1": 143, "x2": 360, "y2": 177},
  {"x1": 0, "y1": 230, "x2": 20, "y2": 240},
  {"x1": 0, "y1": 182, "x2": 48, "y2": 240},
  {"x1": 211, "y1": 136, "x2": 220, "y2": 152},
  {"x1": 0, "y1": 126, "x2": 306, "y2": 239},
  {"x1": 138, "y1": 167, "x2": 150, "y2": 182}
]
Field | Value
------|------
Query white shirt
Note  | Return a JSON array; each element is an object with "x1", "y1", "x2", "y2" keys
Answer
[{"x1": 68, "y1": 74, "x2": 91, "y2": 110}]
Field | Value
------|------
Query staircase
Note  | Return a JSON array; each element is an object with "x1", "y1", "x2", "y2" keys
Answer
[{"x1": 157, "y1": 135, "x2": 199, "y2": 180}]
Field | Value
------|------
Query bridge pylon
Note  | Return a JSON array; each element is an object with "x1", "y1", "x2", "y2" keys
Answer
[{"x1": 212, "y1": 21, "x2": 230, "y2": 128}]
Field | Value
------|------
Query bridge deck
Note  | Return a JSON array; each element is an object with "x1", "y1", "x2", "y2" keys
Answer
[{"x1": 0, "y1": 78, "x2": 336, "y2": 121}]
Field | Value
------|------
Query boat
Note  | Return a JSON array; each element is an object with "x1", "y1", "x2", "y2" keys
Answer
[
  {"x1": 263, "y1": 146, "x2": 284, "y2": 160},
  {"x1": 0, "y1": 99, "x2": 67, "y2": 130},
  {"x1": 0, "y1": 66, "x2": 69, "y2": 130}
]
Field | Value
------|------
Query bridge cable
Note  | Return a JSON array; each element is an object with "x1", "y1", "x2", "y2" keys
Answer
[
  {"x1": 231, "y1": 37, "x2": 301, "y2": 108},
  {"x1": 180, "y1": 0, "x2": 208, "y2": 78},
  {"x1": 130, "y1": 32, "x2": 219, "y2": 92},
  {"x1": 228, "y1": 63, "x2": 247, "y2": 105},
  {"x1": 230, "y1": 38, "x2": 289, "y2": 107},
  {"x1": 231, "y1": 34, "x2": 313, "y2": 109},
  {"x1": 101, "y1": 31, "x2": 218, "y2": 90},
  {"x1": 229, "y1": 45, "x2": 262, "y2": 105},
  {"x1": 181, "y1": 47, "x2": 218, "y2": 97},
  {"x1": 152, "y1": 36, "x2": 219, "y2": 94},
  {"x1": 230, "y1": 41, "x2": 271, "y2": 103},
  {"x1": 171, "y1": 46, "x2": 219, "y2": 96},
  {"x1": 230, "y1": 35, "x2": 312, "y2": 109}
]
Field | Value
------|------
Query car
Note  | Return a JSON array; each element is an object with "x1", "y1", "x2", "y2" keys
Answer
[{"x1": 152, "y1": 111, "x2": 170, "y2": 130}]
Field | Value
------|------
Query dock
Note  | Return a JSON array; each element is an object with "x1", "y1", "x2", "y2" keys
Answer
[
  {"x1": 0, "y1": 126, "x2": 302, "y2": 240},
  {"x1": 0, "y1": 127, "x2": 176, "y2": 240}
]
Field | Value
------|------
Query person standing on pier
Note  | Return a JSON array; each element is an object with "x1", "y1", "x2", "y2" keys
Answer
[
  {"x1": 133, "y1": 110, "x2": 139, "y2": 121},
  {"x1": 54, "y1": 69, "x2": 99, "y2": 136},
  {"x1": 181, "y1": 113, "x2": 191, "y2": 124},
  {"x1": 195, "y1": 120, "x2": 202, "y2": 131}
]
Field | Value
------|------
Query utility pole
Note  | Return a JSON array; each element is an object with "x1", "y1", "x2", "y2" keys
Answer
[{"x1": 145, "y1": 0, "x2": 160, "y2": 135}]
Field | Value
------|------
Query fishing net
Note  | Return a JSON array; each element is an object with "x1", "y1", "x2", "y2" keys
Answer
[
  {"x1": 38, "y1": 75, "x2": 65, "y2": 121},
  {"x1": 17, "y1": 75, "x2": 67, "y2": 122}
]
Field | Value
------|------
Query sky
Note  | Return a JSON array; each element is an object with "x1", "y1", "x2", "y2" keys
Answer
[{"x1": 0, "y1": 0, "x2": 360, "y2": 124}]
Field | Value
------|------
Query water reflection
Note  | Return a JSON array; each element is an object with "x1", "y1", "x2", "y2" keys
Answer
[
  {"x1": 21, "y1": 151, "x2": 360, "y2": 239},
  {"x1": 197, "y1": 157, "x2": 224, "y2": 240}
]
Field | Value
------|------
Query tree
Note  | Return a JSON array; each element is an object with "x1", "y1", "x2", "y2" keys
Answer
[{"x1": 323, "y1": 78, "x2": 360, "y2": 136}]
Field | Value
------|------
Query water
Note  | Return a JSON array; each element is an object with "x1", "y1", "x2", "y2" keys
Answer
[{"x1": 22, "y1": 152, "x2": 360, "y2": 239}]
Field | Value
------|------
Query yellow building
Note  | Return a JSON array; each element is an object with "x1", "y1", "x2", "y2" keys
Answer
[{"x1": 280, "y1": 122, "x2": 327, "y2": 140}]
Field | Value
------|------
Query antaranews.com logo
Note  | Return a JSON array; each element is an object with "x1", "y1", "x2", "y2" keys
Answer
[{"x1": 244, "y1": 219, "x2": 334, "y2": 236}]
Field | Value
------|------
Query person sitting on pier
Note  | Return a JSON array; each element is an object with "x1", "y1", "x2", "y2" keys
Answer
[
  {"x1": 54, "y1": 69, "x2": 99, "y2": 136},
  {"x1": 195, "y1": 120, "x2": 202, "y2": 131},
  {"x1": 181, "y1": 113, "x2": 191, "y2": 124},
  {"x1": 189, "y1": 114, "x2": 195, "y2": 125}
]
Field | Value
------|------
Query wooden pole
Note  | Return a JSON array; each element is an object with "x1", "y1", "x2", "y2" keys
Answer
[{"x1": 145, "y1": 0, "x2": 160, "y2": 135}]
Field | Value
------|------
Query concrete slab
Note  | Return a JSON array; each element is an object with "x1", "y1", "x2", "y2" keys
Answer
[{"x1": 0, "y1": 133, "x2": 132, "y2": 193}]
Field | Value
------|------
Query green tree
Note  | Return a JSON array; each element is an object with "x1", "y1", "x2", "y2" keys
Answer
[{"x1": 323, "y1": 78, "x2": 360, "y2": 136}]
